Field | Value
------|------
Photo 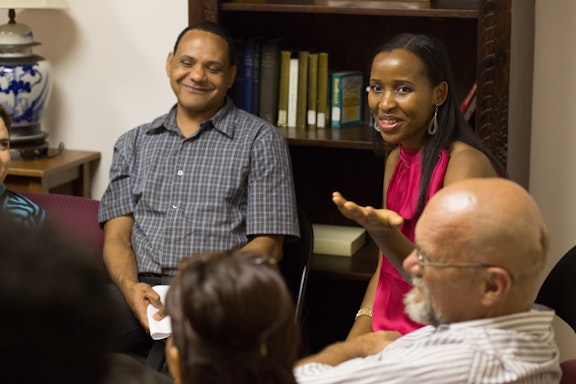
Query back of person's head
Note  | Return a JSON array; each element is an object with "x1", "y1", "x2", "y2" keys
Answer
[
  {"x1": 172, "y1": 21, "x2": 235, "y2": 66},
  {"x1": 165, "y1": 251, "x2": 298, "y2": 384},
  {"x1": 416, "y1": 178, "x2": 548, "y2": 316},
  {"x1": 0, "y1": 219, "x2": 118, "y2": 384}
]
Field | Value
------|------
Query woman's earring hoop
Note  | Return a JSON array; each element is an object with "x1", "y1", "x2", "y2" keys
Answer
[{"x1": 427, "y1": 105, "x2": 439, "y2": 136}]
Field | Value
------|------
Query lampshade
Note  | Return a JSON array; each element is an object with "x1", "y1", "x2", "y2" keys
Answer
[{"x1": 0, "y1": 0, "x2": 69, "y2": 9}]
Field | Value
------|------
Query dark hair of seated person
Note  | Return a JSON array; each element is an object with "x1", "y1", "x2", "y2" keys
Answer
[
  {"x1": 165, "y1": 250, "x2": 299, "y2": 384},
  {"x1": 0, "y1": 218, "x2": 119, "y2": 384}
]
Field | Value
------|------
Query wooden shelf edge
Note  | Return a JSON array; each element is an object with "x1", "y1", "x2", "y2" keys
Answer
[
  {"x1": 221, "y1": 1, "x2": 478, "y2": 19},
  {"x1": 286, "y1": 137, "x2": 374, "y2": 150},
  {"x1": 280, "y1": 125, "x2": 376, "y2": 150}
]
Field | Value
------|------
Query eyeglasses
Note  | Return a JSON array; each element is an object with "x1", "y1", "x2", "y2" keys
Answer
[{"x1": 417, "y1": 250, "x2": 499, "y2": 271}]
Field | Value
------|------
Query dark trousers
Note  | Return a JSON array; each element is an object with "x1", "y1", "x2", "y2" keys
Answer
[{"x1": 107, "y1": 274, "x2": 172, "y2": 371}]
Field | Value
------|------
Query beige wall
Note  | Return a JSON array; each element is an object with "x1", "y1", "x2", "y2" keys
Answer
[
  {"x1": 531, "y1": 0, "x2": 576, "y2": 361},
  {"x1": 3, "y1": 0, "x2": 188, "y2": 199}
]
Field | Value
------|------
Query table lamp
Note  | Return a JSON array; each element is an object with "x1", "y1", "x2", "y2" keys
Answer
[{"x1": 0, "y1": 0, "x2": 69, "y2": 160}]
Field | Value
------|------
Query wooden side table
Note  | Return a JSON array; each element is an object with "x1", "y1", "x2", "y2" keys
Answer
[{"x1": 5, "y1": 149, "x2": 101, "y2": 198}]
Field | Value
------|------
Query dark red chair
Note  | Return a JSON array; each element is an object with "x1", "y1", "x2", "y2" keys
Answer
[
  {"x1": 20, "y1": 192, "x2": 105, "y2": 271},
  {"x1": 535, "y1": 246, "x2": 576, "y2": 382},
  {"x1": 560, "y1": 359, "x2": 576, "y2": 384}
]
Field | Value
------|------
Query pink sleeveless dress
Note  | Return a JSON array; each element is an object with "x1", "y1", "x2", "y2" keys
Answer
[{"x1": 372, "y1": 145, "x2": 449, "y2": 334}]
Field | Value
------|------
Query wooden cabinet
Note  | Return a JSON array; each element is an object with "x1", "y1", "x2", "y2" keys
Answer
[
  {"x1": 188, "y1": 0, "x2": 534, "y2": 352},
  {"x1": 6, "y1": 150, "x2": 101, "y2": 198}
]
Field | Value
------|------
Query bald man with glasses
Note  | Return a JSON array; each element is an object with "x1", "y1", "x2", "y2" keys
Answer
[{"x1": 295, "y1": 178, "x2": 561, "y2": 384}]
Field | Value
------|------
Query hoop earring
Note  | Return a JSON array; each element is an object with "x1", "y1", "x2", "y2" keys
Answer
[
  {"x1": 373, "y1": 119, "x2": 381, "y2": 133},
  {"x1": 427, "y1": 105, "x2": 438, "y2": 136}
]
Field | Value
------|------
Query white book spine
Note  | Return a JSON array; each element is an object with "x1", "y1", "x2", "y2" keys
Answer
[{"x1": 287, "y1": 58, "x2": 299, "y2": 128}]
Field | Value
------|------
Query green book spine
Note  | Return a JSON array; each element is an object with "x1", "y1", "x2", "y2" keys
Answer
[
  {"x1": 331, "y1": 71, "x2": 364, "y2": 128},
  {"x1": 316, "y1": 52, "x2": 329, "y2": 128},
  {"x1": 307, "y1": 52, "x2": 318, "y2": 129},
  {"x1": 277, "y1": 50, "x2": 292, "y2": 127},
  {"x1": 296, "y1": 50, "x2": 309, "y2": 128}
]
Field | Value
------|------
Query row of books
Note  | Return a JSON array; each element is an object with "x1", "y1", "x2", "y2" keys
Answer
[{"x1": 229, "y1": 38, "x2": 365, "y2": 129}]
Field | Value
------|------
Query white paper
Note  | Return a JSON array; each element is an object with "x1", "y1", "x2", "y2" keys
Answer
[{"x1": 147, "y1": 285, "x2": 172, "y2": 340}]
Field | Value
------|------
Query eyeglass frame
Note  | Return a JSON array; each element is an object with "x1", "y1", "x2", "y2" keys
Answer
[
  {"x1": 415, "y1": 248, "x2": 514, "y2": 281},
  {"x1": 416, "y1": 250, "x2": 498, "y2": 270}
]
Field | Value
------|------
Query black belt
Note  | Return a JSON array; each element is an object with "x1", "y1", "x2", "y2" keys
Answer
[{"x1": 138, "y1": 272, "x2": 163, "y2": 278}]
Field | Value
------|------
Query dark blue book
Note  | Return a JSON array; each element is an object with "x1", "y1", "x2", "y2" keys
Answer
[
  {"x1": 229, "y1": 39, "x2": 246, "y2": 109},
  {"x1": 251, "y1": 39, "x2": 263, "y2": 115},
  {"x1": 243, "y1": 38, "x2": 263, "y2": 114}
]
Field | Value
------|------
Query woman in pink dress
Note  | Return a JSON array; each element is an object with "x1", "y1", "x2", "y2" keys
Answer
[{"x1": 333, "y1": 33, "x2": 507, "y2": 339}]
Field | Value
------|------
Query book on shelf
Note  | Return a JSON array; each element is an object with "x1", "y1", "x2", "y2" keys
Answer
[
  {"x1": 258, "y1": 38, "x2": 282, "y2": 125},
  {"x1": 229, "y1": 39, "x2": 246, "y2": 110},
  {"x1": 312, "y1": 224, "x2": 366, "y2": 257},
  {"x1": 242, "y1": 38, "x2": 263, "y2": 115},
  {"x1": 277, "y1": 50, "x2": 292, "y2": 128},
  {"x1": 252, "y1": 39, "x2": 263, "y2": 115},
  {"x1": 287, "y1": 56, "x2": 299, "y2": 128},
  {"x1": 330, "y1": 70, "x2": 364, "y2": 128},
  {"x1": 307, "y1": 52, "x2": 319, "y2": 129},
  {"x1": 296, "y1": 50, "x2": 309, "y2": 128},
  {"x1": 463, "y1": 94, "x2": 477, "y2": 122},
  {"x1": 316, "y1": 51, "x2": 329, "y2": 128},
  {"x1": 460, "y1": 81, "x2": 477, "y2": 113},
  {"x1": 460, "y1": 81, "x2": 477, "y2": 123}
]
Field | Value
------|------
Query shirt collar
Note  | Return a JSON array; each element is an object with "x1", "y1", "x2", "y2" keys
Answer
[
  {"x1": 144, "y1": 97, "x2": 236, "y2": 139},
  {"x1": 433, "y1": 309, "x2": 555, "y2": 334}
]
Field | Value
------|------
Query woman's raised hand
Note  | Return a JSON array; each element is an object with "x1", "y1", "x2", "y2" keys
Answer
[{"x1": 332, "y1": 191, "x2": 404, "y2": 233}]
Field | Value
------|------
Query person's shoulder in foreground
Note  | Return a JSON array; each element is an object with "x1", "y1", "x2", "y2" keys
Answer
[
  {"x1": 0, "y1": 218, "x2": 116, "y2": 384},
  {"x1": 0, "y1": 102, "x2": 46, "y2": 227},
  {"x1": 0, "y1": 218, "x2": 171, "y2": 384},
  {"x1": 295, "y1": 178, "x2": 561, "y2": 384},
  {"x1": 0, "y1": 184, "x2": 47, "y2": 226}
]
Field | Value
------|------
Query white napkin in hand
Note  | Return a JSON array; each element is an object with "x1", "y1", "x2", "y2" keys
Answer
[{"x1": 147, "y1": 285, "x2": 172, "y2": 340}]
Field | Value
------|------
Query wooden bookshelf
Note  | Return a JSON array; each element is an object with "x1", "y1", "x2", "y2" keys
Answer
[
  {"x1": 279, "y1": 124, "x2": 374, "y2": 150},
  {"x1": 220, "y1": 1, "x2": 478, "y2": 17},
  {"x1": 188, "y1": 0, "x2": 535, "y2": 351}
]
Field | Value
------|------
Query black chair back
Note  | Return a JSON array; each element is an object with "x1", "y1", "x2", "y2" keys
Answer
[
  {"x1": 536, "y1": 245, "x2": 576, "y2": 333},
  {"x1": 279, "y1": 205, "x2": 314, "y2": 327}
]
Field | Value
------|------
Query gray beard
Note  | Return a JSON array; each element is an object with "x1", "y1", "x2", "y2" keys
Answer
[{"x1": 403, "y1": 277, "x2": 440, "y2": 327}]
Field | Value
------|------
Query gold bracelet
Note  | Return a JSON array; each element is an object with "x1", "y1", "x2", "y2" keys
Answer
[{"x1": 355, "y1": 307, "x2": 373, "y2": 320}]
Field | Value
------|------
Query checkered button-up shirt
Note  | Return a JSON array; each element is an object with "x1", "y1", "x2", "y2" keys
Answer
[{"x1": 99, "y1": 98, "x2": 299, "y2": 275}]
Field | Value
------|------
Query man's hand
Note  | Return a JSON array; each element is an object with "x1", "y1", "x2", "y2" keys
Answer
[
  {"x1": 350, "y1": 330, "x2": 402, "y2": 356},
  {"x1": 295, "y1": 330, "x2": 402, "y2": 367},
  {"x1": 124, "y1": 282, "x2": 164, "y2": 332}
]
